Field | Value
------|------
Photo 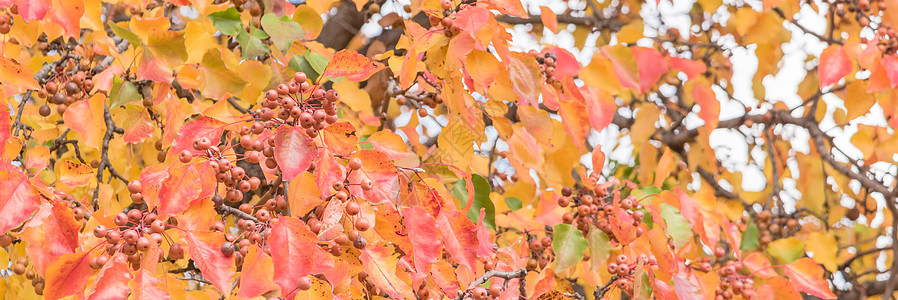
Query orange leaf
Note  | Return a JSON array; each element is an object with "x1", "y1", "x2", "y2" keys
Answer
[
  {"x1": 62, "y1": 94, "x2": 106, "y2": 150},
  {"x1": 743, "y1": 252, "x2": 777, "y2": 278},
  {"x1": 269, "y1": 217, "x2": 334, "y2": 299},
  {"x1": 347, "y1": 149, "x2": 399, "y2": 204},
  {"x1": 157, "y1": 161, "x2": 216, "y2": 219},
  {"x1": 237, "y1": 245, "x2": 280, "y2": 299},
  {"x1": 86, "y1": 253, "x2": 131, "y2": 300},
  {"x1": 43, "y1": 252, "x2": 94, "y2": 300},
  {"x1": 321, "y1": 49, "x2": 386, "y2": 81},
  {"x1": 366, "y1": 130, "x2": 409, "y2": 161},
  {"x1": 360, "y1": 242, "x2": 416, "y2": 299},
  {"x1": 44, "y1": 0, "x2": 84, "y2": 38},
  {"x1": 56, "y1": 160, "x2": 93, "y2": 187},
  {"x1": 22, "y1": 202, "x2": 80, "y2": 274},
  {"x1": 539, "y1": 7, "x2": 558, "y2": 33},
  {"x1": 507, "y1": 52, "x2": 543, "y2": 107},
  {"x1": 784, "y1": 258, "x2": 837, "y2": 299},
  {"x1": 0, "y1": 163, "x2": 41, "y2": 234},
  {"x1": 317, "y1": 198, "x2": 345, "y2": 241},
  {"x1": 322, "y1": 121, "x2": 358, "y2": 156},
  {"x1": 687, "y1": 78, "x2": 719, "y2": 129},
  {"x1": 169, "y1": 116, "x2": 226, "y2": 159},
  {"x1": 185, "y1": 230, "x2": 236, "y2": 294},
  {"x1": 289, "y1": 172, "x2": 322, "y2": 218},
  {"x1": 0, "y1": 57, "x2": 39, "y2": 94},
  {"x1": 818, "y1": 45, "x2": 852, "y2": 87},
  {"x1": 601, "y1": 45, "x2": 639, "y2": 91},
  {"x1": 591, "y1": 145, "x2": 605, "y2": 173}
]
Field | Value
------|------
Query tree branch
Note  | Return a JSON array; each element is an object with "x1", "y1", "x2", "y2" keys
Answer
[{"x1": 456, "y1": 268, "x2": 527, "y2": 300}]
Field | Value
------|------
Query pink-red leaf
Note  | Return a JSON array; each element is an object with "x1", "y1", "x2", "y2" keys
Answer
[
  {"x1": 784, "y1": 258, "x2": 837, "y2": 299},
  {"x1": 269, "y1": 217, "x2": 334, "y2": 299},
  {"x1": 274, "y1": 125, "x2": 318, "y2": 180},
  {"x1": 157, "y1": 161, "x2": 216, "y2": 219},
  {"x1": 237, "y1": 245, "x2": 280, "y2": 299},
  {"x1": 169, "y1": 116, "x2": 226, "y2": 159},
  {"x1": 818, "y1": 45, "x2": 852, "y2": 87},
  {"x1": 632, "y1": 47, "x2": 670, "y2": 94},
  {"x1": 437, "y1": 209, "x2": 479, "y2": 272},
  {"x1": 507, "y1": 52, "x2": 543, "y2": 107},
  {"x1": 321, "y1": 49, "x2": 386, "y2": 81},
  {"x1": 86, "y1": 253, "x2": 131, "y2": 300},
  {"x1": 0, "y1": 163, "x2": 40, "y2": 233},
  {"x1": 403, "y1": 207, "x2": 442, "y2": 274},
  {"x1": 22, "y1": 202, "x2": 80, "y2": 274},
  {"x1": 601, "y1": 45, "x2": 639, "y2": 91},
  {"x1": 129, "y1": 269, "x2": 170, "y2": 300},
  {"x1": 743, "y1": 252, "x2": 778, "y2": 278},
  {"x1": 347, "y1": 149, "x2": 399, "y2": 204},
  {"x1": 185, "y1": 230, "x2": 236, "y2": 294},
  {"x1": 360, "y1": 242, "x2": 416, "y2": 299},
  {"x1": 43, "y1": 252, "x2": 94, "y2": 300},
  {"x1": 542, "y1": 47, "x2": 580, "y2": 78},
  {"x1": 688, "y1": 79, "x2": 719, "y2": 128},
  {"x1": 317, "y1": 199, "x2": 345, "y2": 241}
]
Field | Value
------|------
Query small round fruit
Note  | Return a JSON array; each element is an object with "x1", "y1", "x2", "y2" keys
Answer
[
  {"x1": 298, "y1": 276, "x2": 312, "y2": 290},
  {"x1": 348, "y1": 157, "x2": 362, "y2": 170},
  {"x1": 355, "y1": 218, "x2": 371, "y2": 231},
  {"x1": 39, "y1": 105, "x2": 51, "y2": 117},
  {"x1": 221, "y1": 242, "x2": 236, "y2": 257}
]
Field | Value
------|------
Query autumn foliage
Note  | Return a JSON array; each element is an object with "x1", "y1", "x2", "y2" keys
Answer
[{"x1": 0, "y1": 0, "x2": 893, "y2": 299}]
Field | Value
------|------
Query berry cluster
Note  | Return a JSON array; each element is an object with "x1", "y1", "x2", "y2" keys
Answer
[
  {"x1": 175, "y1": 139, "x2": 262, "y2": 203},
  {"x1": 0, "y1": 5, "x2": 15, "y2": 34},
  {"x1": 737, "y1": 210, "x2": 799, "y2": 248},
  {"x1": 92, "y1": 208, "x2": 184, "y2": 270},
  {"x1": 258, "y1": 72, "x2": 339, "y2": 138},
  {"x1": 860, "y1": 25, "x2": 898, "y2": 56},
  {"x1": 692, "y1": 246, "x2": 755, "y2": 299},
  {"x1": 834, "y1": 0, "x2": 886, "y2": 27},
  {"x1": 395, "y1": 91, "x2": 443, "y2": 118},
  {"x1": 37, "y1": 70, "x2": 95, "y2": 116},
  {"x1": 11, "y1": 257, "x2": 44, "y2": 295},
  {"x1": 427, "y1": 0, "x2": 467, "y2": 37},
  {"x1": 557, "y1": 181, "x2": 646, "y2": 242},
  {"x1": 528, "y1": 51, "x2": 560, "y2": 84},
  {"x1": 524, "y1": 234, "x2": 556, "y2": 271},
  {"x1": 606, "y1": 254, "x2": 658, "y2": 295}
]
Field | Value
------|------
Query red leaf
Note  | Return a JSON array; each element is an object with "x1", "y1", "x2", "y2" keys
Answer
[
  {"x1": 475, "y1": 209, "x2": 495, "y2": 259},
  {"x1": 185, "y1": 230, "x2": 236, "y2": 294},
  {"x1": 539, "y1": 7, "x2": 558, "y2": 33},
  {"x1": 583, "y1": 86, "x2": 616, "y2": 132},
  {"x1": 452, "y1": 6, "x2": 490, "y2": 38},
  {"x1": 138, "y1": 164, "x2": 169, "y2": 209},
  {"x1": 269, "y1": 217, "x2": 334, "y2": 299},
  {"x1": 157, "y1": 161, "x2": 216, "y2": 219},
  {"x1": 4, "y1": 0, "x2": 50, "y2": 20},
  {"x1": 437, "y1": 209, "x2": 479, "y2": 272},
  {"x1": 137, "y1": 56, "x2": 174, "y2": 83},
  {"x1": 86, "y1": 253, "x2": 132, "y2": 300},
  {"x1": 169, "y1": 116, "x2": 226, "y2": 159},
  {"x1": 541, "y1": 47, "x2": 581, "y2": 78},
  {"x1": 672, "y1": 264, "x2": 703, "y2": 300},
  {"x1": 507, "y1": 52, "x2": 543, "y2": 107},
  {"x1": 668, "y1": 57, "x2": 707, "y2": 79},
  {"x1": 632, "y1": 47, "x2": 670, "y2": 94},
  {"x1": 315, "y1": 149, "x2": 346, "y2": 198},
  {"x1": 0, "y1": 163, "x2": 41, "y2": 233},
  {"x1": 347, "y1": 149, "x2": 399, "y2": 204},
  {"x1": 0, "y1": 100, "x2": 9, "y2": 156},
  {"x1": 403, "y1": 207, "x2": 442, "y2": 274},
  {"x1": 43, "y1": 252, "x2": 94, "y2": 300},
  {"x1": 818, "y1": 45, "x2": 852, "y2": 87},
  {"x1": 22, "y1": 202, "x2": 80, "y2": 274},
  {"x1": 321, "y1": 49, "x2": 387, "y2": 81},
  {"x1": 784, "y1": 258, "x2": 837, "y2": 299},
  {"x1": 237, "y1": 245, "x2": 280, "y2": 299},
  {"x1": 360, "y1": 242, "x2": 416, "y2": 299},
  {"x1": 274, "y1": 125, "x2": 318, "y2": 180},
  {"x1": 129, "y1": 269, "x2": 170, "y2": 300}
]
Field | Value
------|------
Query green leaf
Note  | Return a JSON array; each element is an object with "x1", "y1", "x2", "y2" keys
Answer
[
  {"x1": 236, "y1": 28, "x2": 269, "y2": 59},
  {"x1": 505, "y1": 197, "x2": 522, "y2": 210},
  {"x1": 552, "y1": 223, "x2": 587, "y2": 272},
  {"x1": 766, "y1": 237, "x2": 805, "y2": 263},
  {"x1": 450, "y1": 174, "x2": 495, "y2": 230},
  {"x1": 305, "y1": 52, "x2": 329, "y2": 76},
  {"x1": 207, "y1": 8, "x2": 242, "y2": 36},
  {"x1": 740, "y1": 221, "x2": 760, "y2": 251},
  {"x1": 107, "y1": 21, "x2": 141, "y2": 47},
  {"x1": 659, "y1": 203, "x2": 692, "y2": 248},
  {"x1": 260, "y1": 13, "x2": 305, "y2": 52},
  {"x1": 631, "y1": 186, "x2": 661, "y2": 201},
  {"x1": 587, "y1": 228, "x2": 610, "y2": 272},
  {"x1": 289, "y1": 55, "x2": 319, "y2": 82},
  {"x1": 109, "y1": 77, "x2": 140, "y2": 108}
]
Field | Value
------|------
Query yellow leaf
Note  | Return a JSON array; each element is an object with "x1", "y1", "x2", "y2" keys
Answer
[
  {"x1": 842, "y1": 80, "x2": 875, "y2": 121},
  {"x1": 293, "y1": 5, "x2": 323, "y2": 39},
  {"x1": 333, "y1": 80, "x2": 373, "y2": 114},
  {"x1": 434, "y1": 117, "x2": 476, "y2": 170},
  {"x1": 617, "y1": 22, "x2": 644, "y2": 44},
  {"x1": 183, "y1": 22, "x2": 217, "y2": 64},
  {"x1": 806, "y1": 232, "x2": 838, "y2": 272}
]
